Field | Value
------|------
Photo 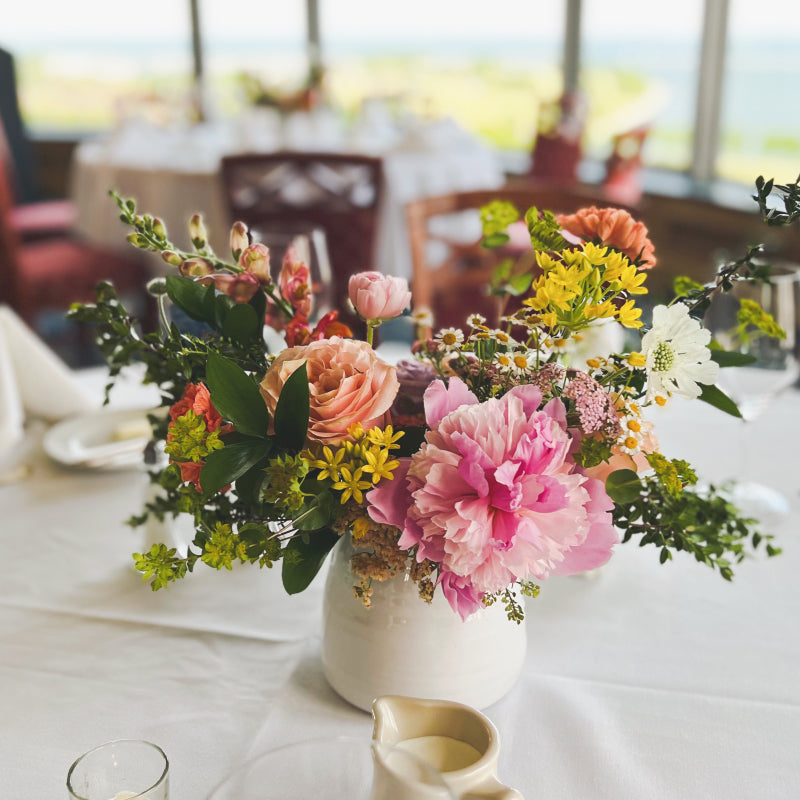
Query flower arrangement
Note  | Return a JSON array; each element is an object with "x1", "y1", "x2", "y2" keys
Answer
[{"x1": 69, "y1": 186, "x2": 786, "y2": 623}]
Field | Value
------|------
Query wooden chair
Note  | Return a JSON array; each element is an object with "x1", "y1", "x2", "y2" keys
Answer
[
  {"x1": 406, "y1": 182, "x2": 631, "y2": 331},
  {"x1": 220, "y1": 152, "x2": 383, "y2": 328}
]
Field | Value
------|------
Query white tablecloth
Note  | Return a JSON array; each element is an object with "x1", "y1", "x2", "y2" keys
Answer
[
  {"x1": 70, "y1": 113, "x2": 505, "y2": 281},
  {"x1": 2, "y1": 366, "x2": 799, "y2": 798}
]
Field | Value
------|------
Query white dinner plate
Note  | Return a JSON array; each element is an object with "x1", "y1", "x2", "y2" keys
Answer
[{"x1": 42, "y1": 406, "x2": 158, "y2": 470}]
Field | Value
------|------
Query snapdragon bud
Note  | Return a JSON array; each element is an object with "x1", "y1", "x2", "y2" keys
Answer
[
  {"x1": 161, "y1": 250, "x2": 184, "y2": 268},
  {"x1": 230, "y1": 221, "x2": 249, "y2": 263},
  {"x1": 179, "y1": 257, "x2": 213, "y2": 277},
  {"x1": 152, "y1": 217, "x2": 167, "y2": 240},
  {"x1": 239, "y1": 243, "x2": 271, "y2": 285},
  {"x1": 189, "y1": 214, "x2": 208, "y2": 250},
  {"x1": 126, "y1": 232, "x2": 148, "y2": 248}
]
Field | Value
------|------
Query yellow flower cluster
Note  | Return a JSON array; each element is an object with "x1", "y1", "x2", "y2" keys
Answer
[
  {"x1": 522, "y1": 242, "x2": 647, "y2": 334},
  {"x1": 309, "y1": 422, "x2": 403, "y2": 504}
]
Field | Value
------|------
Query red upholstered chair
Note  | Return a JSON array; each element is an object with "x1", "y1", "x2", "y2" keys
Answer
[
  {"x1": 0, "y1": 132, "x2": 149, "y2": 328},
  {"x1": 220, "y1": 152, "x2": 383, "y2": 329}
]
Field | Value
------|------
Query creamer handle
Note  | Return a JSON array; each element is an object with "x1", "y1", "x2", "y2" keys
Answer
[{"x1": 462, "y1": 777, "x2": 524, "y2": 800}]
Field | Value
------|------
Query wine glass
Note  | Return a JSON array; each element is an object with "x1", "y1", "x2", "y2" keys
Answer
[
  {"x1": 704, "y1": 265, "x2": 800, "y2": 518},
  {"x1": 250, "y1": 224, "x2": 335, "y2": 323},
  {"x1": 206, "y1": 736, "x2": 456, "y2": 800}
]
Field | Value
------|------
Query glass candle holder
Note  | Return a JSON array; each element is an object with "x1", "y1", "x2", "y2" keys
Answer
[{"x1": 66, "y1": 739, "x2": 169, "y2": 800}]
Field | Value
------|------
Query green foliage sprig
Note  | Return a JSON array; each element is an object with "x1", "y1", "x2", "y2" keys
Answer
[
  {"x1": 606, "y1": 461, "x2": 779, "y2": 580},
  {"x1": 753, "y1": 174, "x2": 800, "y2": 227}
]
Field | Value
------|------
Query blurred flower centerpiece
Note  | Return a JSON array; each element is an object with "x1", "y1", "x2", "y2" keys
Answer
[{"x1": 70, "y1": 187, "x2": 783, "y2": 710}]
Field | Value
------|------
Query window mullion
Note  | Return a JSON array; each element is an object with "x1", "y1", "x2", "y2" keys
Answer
[{"x1": 692, "y1": 0, "x2": 730, "y2": 183}]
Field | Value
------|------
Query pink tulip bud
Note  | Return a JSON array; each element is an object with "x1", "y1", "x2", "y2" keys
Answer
[
  {"x1": 239, "y1": 243, "x2": 271, "y2": 285},
  {"x1": 161, "y1": 250, "x2": 184, "y2": 268},
  {"x1": 348, "y1": 271, "x2": 411, "y2": 323},
  {"x1": 226, "y1": 272, "x2": 260, "y2": 303},
  {"x1": 189, "y1": 214, "x2": 208, "y2": 250},
  {"x1": 230, "y1": 221, "x2": 249, "y2": 263},
  {"x1": 179, "y1": 257, "x2": 213, "y2": 278}
]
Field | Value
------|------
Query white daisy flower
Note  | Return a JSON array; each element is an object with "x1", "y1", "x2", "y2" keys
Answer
[
  {"x1": 641, "y1": 303, "x2": 719, "y2": 401},
  {"x1": 494, "y1": 352, "x2": 513, "y2": 371},
  {"x1": 509, "y1": 350, "x2": 537, "y2": 375},
  {"x1": 411, "y1": 307, "x2": 434, "y2": 327},
  {"x1": 466, "y1": 313, "x2": 487, "y2": 328},
  {"x1": 435, "y1": 327, "x2": 464, "y2": 350}
]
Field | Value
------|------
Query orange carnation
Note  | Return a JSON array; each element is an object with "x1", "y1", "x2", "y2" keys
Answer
[{"x1": 556, "y1": 206, "x2": 656, "y2": 269}]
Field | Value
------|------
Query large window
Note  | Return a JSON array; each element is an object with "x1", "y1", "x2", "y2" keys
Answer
[
  {"x1": 581, "y1": 0, "x2": 704, "y2": 172},
  {"x1": 5, "y1": 1, "x2": 193, "y2": 133},
  {"x1": 717, "y1": 0, "x2": 800, "y2": 185},
  {"x1": 320, "y1": 0, "x2": 565, "y2": 153}
]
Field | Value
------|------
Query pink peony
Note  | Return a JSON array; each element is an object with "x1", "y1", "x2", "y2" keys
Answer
[
  {"x1": 259, "y1": 336, "x2": 399, "y2": 445},
  {"x1": 367, "y1": 377, "x2": 617, "y2": 617},
  {"x1": 348, "y1": 271, "x2": 411, "y2": 322}
]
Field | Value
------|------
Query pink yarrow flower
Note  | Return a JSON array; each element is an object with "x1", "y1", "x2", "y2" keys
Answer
[{"x1": 367, "y1": 377, "x2": 618, "y2": 619}]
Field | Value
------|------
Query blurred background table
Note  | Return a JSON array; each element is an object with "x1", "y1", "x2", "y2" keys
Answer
[
  {"x1": 2, "y1": 366, "x2": 799, "y2": 798},
  {"x1": 70, "y1": 111, "x2": 505, "y2": 282}
]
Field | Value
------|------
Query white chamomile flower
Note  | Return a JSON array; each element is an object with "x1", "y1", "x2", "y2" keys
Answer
[
  {"x1": 494, "y1": 352, "x2": 513, "y2": 371},
  {"x1": 411, "y1": 307, "x2": 434, "y2": 327},
  {"x1": 435, "y1": 327, "x2": 464, "y2": 350},
  {"x1": 490, "y1": 329, "x2": 517, "y2": 346},
  {"x1": 509, "y1": 350, "x2": 537, "y2": 375},
  {"x1": 618, "y1": 407, "x2": 645, "y2": 454},
  {"x1": 466, "y1": 313, "x2": 486, "y2": 328},
  {"x1": 640, "y1": 303, "x2": 719, "y2": 401}
]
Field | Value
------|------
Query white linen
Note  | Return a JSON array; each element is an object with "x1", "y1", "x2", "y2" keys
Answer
[
  {"x1": 0, "y1": 307, "x2": 98, "y2": 459},
  {"x1": 1, "y1": 369, "x2": 799, "y2": 799},
  {"x1": 70, "y1": 113, "x2": 505, "y2": 280}
]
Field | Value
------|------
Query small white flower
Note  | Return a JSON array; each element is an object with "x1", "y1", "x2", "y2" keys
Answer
[
  {"x1": 466, "y1": 313, "x2": 486, "y2": 328},
  {"x1": 509, "y1": 350, "x2": 537, "y2": 375},
  {"x1": 435, "y1": 327, "x2": 464, "y2": 350},
  {"x1": 411, "y1": 307, "x2": 434, "y2": 327},
  {"x1": 640, "y1": 303, "x2": 719, "y2": 401}
]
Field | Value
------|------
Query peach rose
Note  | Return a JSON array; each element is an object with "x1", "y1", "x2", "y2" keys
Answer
[
  {"x1": 556, "y1": 206, "x2": 656, "y2": 269},
  {"x1": 259, "y1": 336, "x2": 399, "y2": 444}
]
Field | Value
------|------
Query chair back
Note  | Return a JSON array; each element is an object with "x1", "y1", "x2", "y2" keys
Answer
[
  {"x1": 406, "y1": 183, "x2": 627, "y2": 331},
  {"x1": 220, "y1": 152, "x2": 383, "y2": 321},
  {"x1": 0, "y1": 121, "x2": 22, "y2": 307}
]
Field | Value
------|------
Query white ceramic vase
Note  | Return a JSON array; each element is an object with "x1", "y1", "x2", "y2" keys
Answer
[{"x1": 321, "y1": 538, "x2": 528, "y2": 712}]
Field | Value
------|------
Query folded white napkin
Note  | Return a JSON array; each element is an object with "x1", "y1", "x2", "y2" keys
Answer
[
  {"x1": 0, "y1": 306, "x2": 98, "y2": 427},
  {"x1": 0, "y1": 319, "x2": 25, "y2": 456}
]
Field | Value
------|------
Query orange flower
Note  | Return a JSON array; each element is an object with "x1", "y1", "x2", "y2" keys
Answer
[
  {"x1": 169, "y1": 383, "x2": 224, "y2": 431},
  {"x1": 556, "y1": 206, "x2": 656, "y2": 269}
]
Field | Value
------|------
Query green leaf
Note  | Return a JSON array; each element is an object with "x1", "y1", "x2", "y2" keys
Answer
[
  {"x1": 506, "y1": 272, "x2": 533, "y2": 296},
  {"x1": 206, "y1": 352, "x2": 271, "y2": 437},
  {"x1": 709, "y1": 350, "x2": 758, "y2": 368},
  {"x1": 483, "y1": 232, "x2": 511, "y2": 248},
  {"x1": 281, "y1": 529, "x2": 339, "y2": 594},
  {"x1": 166, "y1": 275, "x2": 211, "y2": 322},
  {"x1": 293, "y1": 491, "x2": 336, "y2": 531},
  {"x1": 249, "y1": 289, "x2": 267, "y2": 330},
  {"x1": 273, "y1": 362, "x2": 310, "y2": 451},
  {"x1": 222, "y1": 302, "x2": 260, "y2": 345},
  {"x1": 605, "y1": 469, "x2": 642, "y2": 504},
  {"x1": 697, "y1": 383, "x2": 743, "y2": 418},
  {"x1": 200, "y1": 438, "x2": 273, "y2": 495}
]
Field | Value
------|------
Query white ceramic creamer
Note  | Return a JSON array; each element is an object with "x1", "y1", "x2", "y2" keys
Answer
[{"x1": 370, "y1": 695, "x2": 524, "y2": 800}]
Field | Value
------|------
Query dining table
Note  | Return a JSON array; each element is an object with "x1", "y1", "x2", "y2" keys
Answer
[
  {"x1": 2, "y1": 360, "x2": 799, "y2": 799},
  {"x1": 69, "y1": 109, "x2": 506, "y2": 283}
]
